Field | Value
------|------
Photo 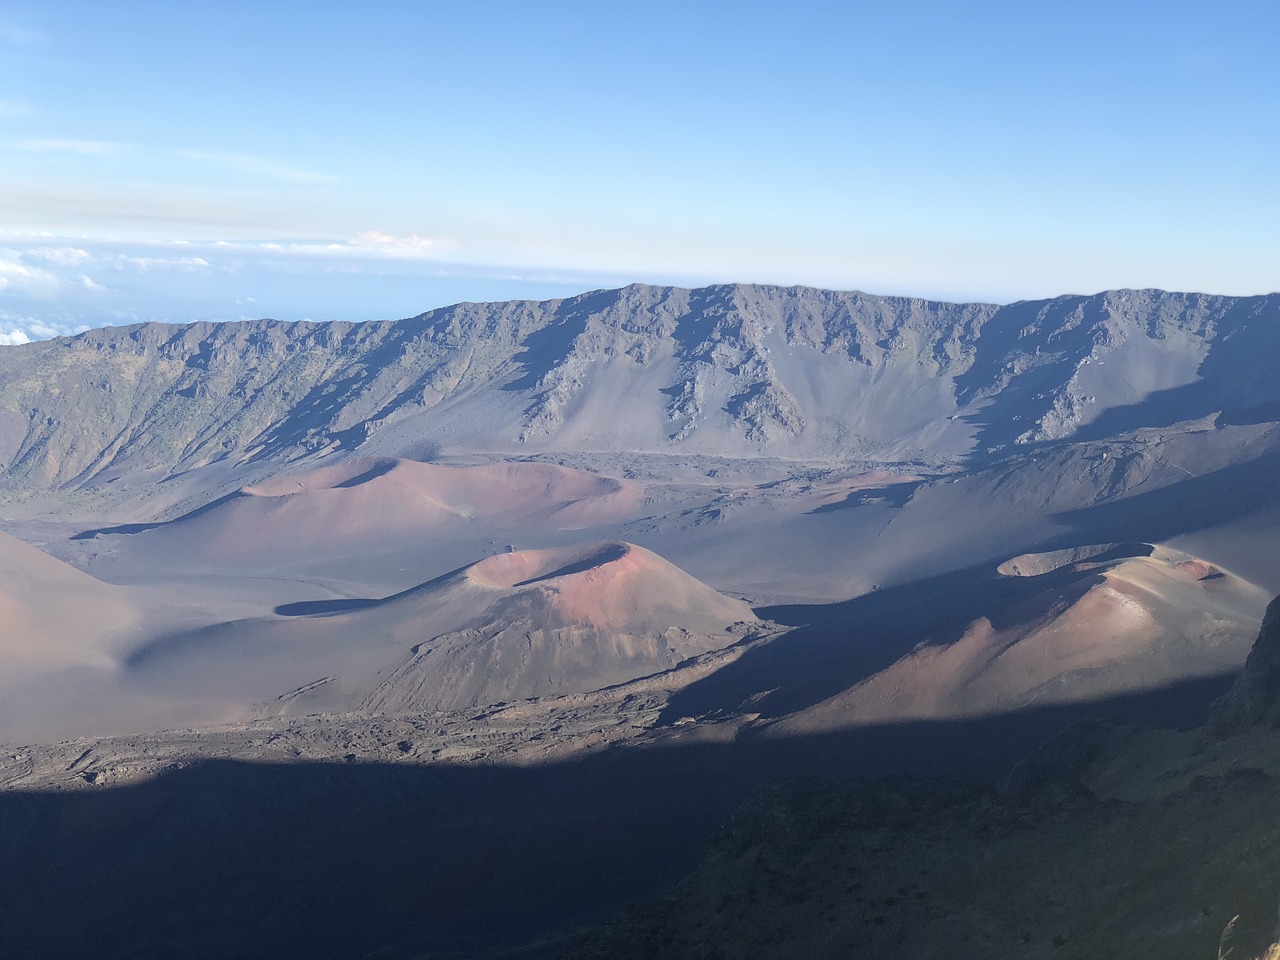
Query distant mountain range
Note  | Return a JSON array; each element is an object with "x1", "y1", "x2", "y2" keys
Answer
[{"x1": 1, "y1": 284, "x2": 1277, "y2": 494}]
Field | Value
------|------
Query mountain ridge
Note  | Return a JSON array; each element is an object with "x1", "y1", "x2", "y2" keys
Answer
[{"x1": 2, "y1": 284, "x2": 1277, "y2": 499}]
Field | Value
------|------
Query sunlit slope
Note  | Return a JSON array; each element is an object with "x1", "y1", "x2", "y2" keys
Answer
[
  {"x1": 779, "y1": 544, "x2": 1268, "y2": 729},
  {"x1": 0, "y1": 530, "x2": 136, "y2": 672},
  {"x1": 2, "y1": 286, "x2": 1276, "y2": 493},
  {"x1": 123, "y1": 541, "x2": 757, "y2": 714},
  {"x1": 103, "y1": 458, "x2": 642, "y2": 563}
]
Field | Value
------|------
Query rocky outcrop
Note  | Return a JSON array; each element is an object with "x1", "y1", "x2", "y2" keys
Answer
[
  {"x1": 1211, "y1": 596, "x2": 1280, "y2": 735},
  {"x1": 1, "y1": 285, "x2": 1277, "y2": 494},
  {"x1": 998, "y1": 719, "x2": 1112, "y2": 804}
]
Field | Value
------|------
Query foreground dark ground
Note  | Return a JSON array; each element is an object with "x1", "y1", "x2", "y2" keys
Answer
[{"x1": 0, "y1": 673, "x2": 1243, "y2": 960}]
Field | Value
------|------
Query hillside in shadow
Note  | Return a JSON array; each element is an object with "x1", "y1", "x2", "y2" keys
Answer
[{"x1": 0, "y1": 677, "x2": 1234, "y2": 960}]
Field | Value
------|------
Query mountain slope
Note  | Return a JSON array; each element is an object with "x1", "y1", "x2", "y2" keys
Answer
[
  {"x1": 2, "y1": 285, "x2": 1276, "y2": 498},
  {"x1": 566, "y1": 597, "x2": 1280, "y2": 960},
  {"x1": 0, "y1": 530, "x2": 136, "y2": 671},
  {"x1": 784, "y1": 544, "x2": 1269, "y2": 727},
  {"x1": 122, "y1": 541, "x2": 758, "y2": 715},
  {"x1": 86, "y1": 457, "x2": 643, "y2": 566}
]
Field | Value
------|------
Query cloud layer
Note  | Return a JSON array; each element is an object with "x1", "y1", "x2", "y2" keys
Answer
[{"x1": 0, "y1": 233, "x2": 627, "y2": 343}]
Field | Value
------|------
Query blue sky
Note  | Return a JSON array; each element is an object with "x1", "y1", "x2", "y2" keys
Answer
[{"x1": 0, "y1": 1, "x2": 1276, "y2": 340}]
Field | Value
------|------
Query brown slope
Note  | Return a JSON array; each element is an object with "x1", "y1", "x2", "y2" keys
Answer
[
  {"x1": 124, "y1": 541, "x2": 757, "y2": 715},
  {"x1": 0, "y1": 531, "x2": 136, "y2": 673},
  {"x1": 777, "y1": 544, "x2": 1269, "y2": 731},
  {"x1": 360, "y1": 542, "x2": 758, "y2": 712},
  {"x1": 105, "y1": 457, "x2": 643, "y2": 562}
]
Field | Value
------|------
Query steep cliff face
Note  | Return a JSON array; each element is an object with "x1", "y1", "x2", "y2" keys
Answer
[
  {"x1": 1211, "y1": 596, "x2": 1280, "y2": 735},
  {"x1": 0, "y1": 302, "x2": 540, "y2": 489},
  {"x1": 953, "y1": 289, "x2": 1280, "y2": 447},
  {"x1": 0, "y1": 284, "x2": 1276, "y2": 493}
]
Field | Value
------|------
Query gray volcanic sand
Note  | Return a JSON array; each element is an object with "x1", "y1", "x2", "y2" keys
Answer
[
  {"x1": 5, "y1": 411, "x2": 1280, "y2": 744},
  {"x1": 0, "y1": 531, "x2": 259, "y2": 743},
  {"x1": 122, "y1": 540, "x2": 757, "y2": 719},
  {"x1": 3, "y1": 443, "x2": 1275, "y2": 749}
]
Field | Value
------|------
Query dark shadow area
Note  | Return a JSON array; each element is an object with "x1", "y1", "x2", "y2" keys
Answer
[
  {"x1": 949, "y1": 296, "x2": 1094, "y2": 456},
  {"x1": 1050, "y1": 446, "x2": 1280, "y2": 546},
  {"x1": 1065, "y1": 297, "x2": 1280, "y2": 444},
  {"x1": 808, "y1": 479, "x2": 923, "y2": 514},
  {"x1": 398, "y1": 437, "x2": 441, "y2": 462},
  {"x1": 333, "y1": 457, "x2": 398, "y2": 488},
  {"x1": 670, "y1": 448, "x2": 1280, "y2": 729},
  {"x1": 273, "y1": 597, "x2": 380, "y2": 617},
  {"x1": 1064, "y1": 376, "x2": 1228, "y2": 446},
  {"x1": 1083, "y1": 541, "x2": 1154, "y2": 562},
  {"x1": 665, "y1": 285, "x2": 741, "y2": 359},
  {"x1": 273, "y1": 559, "x2": 474, "y2": 616},
  {"x1": 1066, "y1": 383, "x2": 1280, "y2": 446},
  {"x1": 515, "y1": 543, "x2": 628, "y2": 587},
  {"x1": 500, "y1": 290, "x2": 621, "y2": 393},
  {"x1": 0, "y1": 678, "x2": 1233, "y2": 960},
  {"x1": 72, "y1": 491, "x2": 244, "y2": 540},
  {"x1": 950, "y1": 293, "x2": 1280, "y2": 460},
  {"x1": 240, "y1": 317, "x2": 450, "y2": 464},
  {"x1": 724, "y1": 381, "x2": 767, "y2": 416},
  {"x1": 71, "y1": 520, "x2": 167, "y2": 539},
  {"x1": 664, "y1": 557, "x2": 1132, "y2": 725}
]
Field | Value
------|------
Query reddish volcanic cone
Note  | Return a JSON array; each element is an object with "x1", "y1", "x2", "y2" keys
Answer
[
  {"x1": 779, "y1": 544, "x2": 1270, "y2": 733},
  {"x1": 126, "y1": 457, "x2": 643, "y2": 560},
  {"x1": 459, "y1": 541, "x2": 754, "y2": 633},
  {"x1": 123, "y1": 541, "x2": 757, "y2": 716}
]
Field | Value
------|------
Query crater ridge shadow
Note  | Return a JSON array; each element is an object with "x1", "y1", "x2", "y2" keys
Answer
[{"x1": 0, "y1": 678, "x2": 1234, "y2": 960}]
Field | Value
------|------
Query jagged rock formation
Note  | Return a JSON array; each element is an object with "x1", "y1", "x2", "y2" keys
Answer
[
  {"x1": 1, "y1": 285, "x2": 1277, "y2": 494},
  {"x1": 1211, "y1": 595, "x2": 1280, "y2": 735}
]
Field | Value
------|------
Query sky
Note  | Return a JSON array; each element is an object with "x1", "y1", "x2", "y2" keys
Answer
[{"x1": 0, "y1": 1, "x2": 1276, "y2": 342}]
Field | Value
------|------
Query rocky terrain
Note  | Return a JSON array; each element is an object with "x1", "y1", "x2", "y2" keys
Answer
[
  {"x1": 2, "y1": 285, "x2": 1278, "y2": 509},
  {"x1": 567, "y1": 601, "x2": 1280, "y2": 960},
  {"x1": 0, "y1": 283, "x2": 1277, "y2": 958}
]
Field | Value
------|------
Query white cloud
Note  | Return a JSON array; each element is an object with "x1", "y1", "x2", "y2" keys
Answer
[
  {"x1": 351, "y1": 230, "x2": 445, "y2": 258},
  {"x1": 0, "y1": 311, "x2": 86, "y2": 344},
  {"x1": 0, "y1": 254, "x2": 60, "y2": 295},
  {"x1": 114, "y1": 254, "x2": 211, "y2": 270},
  {"x1": 16, "y1": 138, "x2": 124, "y2": 156},
  {"x1": 177, "y1": 149, "x2": 342, "y2": 184},
  {"x1": 25, "y1": 320, "x2": 67, "y2": 339},
  {"x1": 0, "y1": 232, "x2": 621, "y2": 335},
  {"x1": 173, "y1": 233, "x2": 454, "y2": 264},
  {"x1": 27, "y1": 245, "x2": 91, "y2": 265}
]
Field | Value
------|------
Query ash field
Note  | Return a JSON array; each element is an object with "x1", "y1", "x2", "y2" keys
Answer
[{"x1": 2, "y1": 283, "x2": 1279, "y2": 958}]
